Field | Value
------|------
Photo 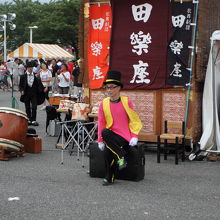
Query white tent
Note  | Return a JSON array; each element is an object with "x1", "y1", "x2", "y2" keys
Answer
[
  {"x1": 8, "y1": 43, "x2": 74, "y2": 60},
  {"x1": 199, "y1": 30, "x2": 220, "y2": 152}
]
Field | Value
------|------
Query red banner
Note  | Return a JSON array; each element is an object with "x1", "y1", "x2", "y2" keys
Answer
[
  {"x1": 110, "y1": 0, "x2": 172, "y2": 89},
  {"x1": 88, "y1": 4, "x2": 112, "y2": 89}
]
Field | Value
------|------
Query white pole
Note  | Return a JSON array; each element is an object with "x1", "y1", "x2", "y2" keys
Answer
[
  {"x1": 30, "y1": 28, "x2": 33, "y2": 43},
  {"x1": 3, "y1": 20, "x2": 7, "y2": 62}
]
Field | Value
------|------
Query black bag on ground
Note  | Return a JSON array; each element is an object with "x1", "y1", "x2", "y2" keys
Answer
[
  {"x1": 116, "y1": 143, "x2": 145, "y2": 181},
  {"x1": 89, "y1": 142, "x2": 145, "y2": 181},
  {"x1": 45, "y1": 106, "x2": 61, "y2": 133},
  {"x1": 89, "y1": 142, "x2": 106, "y2": 178}
]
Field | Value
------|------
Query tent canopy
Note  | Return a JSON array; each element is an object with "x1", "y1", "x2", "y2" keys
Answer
[
  {"x1": 199, "y1": 30, "x2": 220, "y2": 152},
  {"x1": 8, "y1": 43, "x2": 74, "y2": 60},
  {"x1": 211, "y1": 30, "x2": 220, "y2": 41}
]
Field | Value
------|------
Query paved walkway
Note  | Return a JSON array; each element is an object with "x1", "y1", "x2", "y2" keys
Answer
[{"x1": 0, "y1": 90, "x2": 220, "y2": 220}]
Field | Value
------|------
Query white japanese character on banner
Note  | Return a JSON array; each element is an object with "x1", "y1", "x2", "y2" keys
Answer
[
  {"x1": 187, "y1": 8, "x2": 192, "y2": 13},
  {"x1": 169, "y1": 40, "x2": 183, "y2": 55},
  {"x1": 130, "y1": 60, "x2": 150, "y2": 84},
  {"x1": 185, "y1": 8, "x2": 192, "y2": 31},
  {"x1": 91, "y1": 42, "x2": 103, "y2": 56},
  {"x1": 132, "y1": 3, "x2": 153, "y2": 23},
  {"x1": 172, "y1": 15, "x2": 186, "y2": 28},
  {"x1": 92, "y1": 66, "x2": 104, "y2": 80},
  {"x1": 130, "y1": 31, "x2": 152, "y2": 55},
  {"x1": 170, "y1": 62, "x2": 182, "y2": 77},
  {"x1": 92, "y1": 18, "x2": 105, "y2": 30}
]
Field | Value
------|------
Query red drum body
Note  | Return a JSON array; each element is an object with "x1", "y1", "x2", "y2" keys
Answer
[{"x1": 0, "y1": 107, "x2": 28, "y2": 144}]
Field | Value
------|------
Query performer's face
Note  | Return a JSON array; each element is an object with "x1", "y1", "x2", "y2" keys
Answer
[{"x1": 105, "y1": 83, "x2": 120, "y2": 100}]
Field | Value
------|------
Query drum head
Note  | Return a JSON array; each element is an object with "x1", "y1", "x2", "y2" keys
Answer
[
  {"x1": 0, "y1": 138, "x2": 24, "y2": 152},
  {"x1": 0, "y1": 107, "x2": 28, "y2": 120}
]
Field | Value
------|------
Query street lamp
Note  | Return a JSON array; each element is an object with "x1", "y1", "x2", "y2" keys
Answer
[
  {"x1": 0, "y1": 13, "x2": 16, "y2": 108},
  {"x1": 0, "y1": 13, "x2": 16, "y2": 62},
  {"x1": 28, "y1": 26, "x2": 38, "y2": 43}
]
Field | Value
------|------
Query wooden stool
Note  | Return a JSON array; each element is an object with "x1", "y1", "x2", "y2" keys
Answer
[{"x1": 157, "y1": 120, "x2": 185, "y2": 165}]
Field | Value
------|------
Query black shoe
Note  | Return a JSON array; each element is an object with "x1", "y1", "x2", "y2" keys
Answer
[
  {"x1": 102, "y1": 179, "x2": 113, "y2": 186},
  {"x1": 28, "y1": 120, "x2": 32, "y2": 125},
  {"x1": 194, "y1": 155, "x2": 206, "y2": 161},
  {"x1": 32, "y1": 121, "x2": 39, "y2": 126}
]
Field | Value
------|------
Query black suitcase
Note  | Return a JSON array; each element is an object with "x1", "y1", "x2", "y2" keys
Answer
[
  {"x1": 89, "y1": 142, "x2": 106, "y2": 178},
  {"x1": 89, "y1": 142, "x2": 145, "y2": 181},
  {"x1": 116, "y1": 143, "x2": 145, "y2": 181}
]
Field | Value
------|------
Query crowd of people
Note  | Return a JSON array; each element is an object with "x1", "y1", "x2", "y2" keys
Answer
[
  {"x1": 0, "y1": 58, "x2": 81, "y2": 93},
  {"x1": 0, "y1": 57, "x2": 82, "y2": 125}
]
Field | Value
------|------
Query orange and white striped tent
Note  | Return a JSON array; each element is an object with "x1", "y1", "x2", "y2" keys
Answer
[{"x1": 8, "y1": 43, "x2": 74, "y2": 60}]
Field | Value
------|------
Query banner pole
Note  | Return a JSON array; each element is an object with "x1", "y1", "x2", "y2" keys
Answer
[{"x1": 184, "y1": 1, "x2": 199, "y2": 131}]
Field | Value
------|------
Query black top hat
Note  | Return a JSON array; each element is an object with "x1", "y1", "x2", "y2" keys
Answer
[
  {"x1": 103, "y1": 70, "x2": 123, "y2": 88},
  {"x1": 26, "y1": 61, "x2": 35, "y2": 68}
]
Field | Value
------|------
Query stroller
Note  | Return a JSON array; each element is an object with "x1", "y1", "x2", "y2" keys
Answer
[{"x1": 0, "y1": 70, "x2": 9, "y2": 91}]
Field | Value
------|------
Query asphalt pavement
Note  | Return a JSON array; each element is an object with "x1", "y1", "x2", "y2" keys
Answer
[{"x1": 0, "y1": 90, "x2": 220, "y2": 220}]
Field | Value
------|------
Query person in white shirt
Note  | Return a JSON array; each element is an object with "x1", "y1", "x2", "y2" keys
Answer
[
  {"x1": 39, "y1": 62, "x2": 52, "y2": 110},
  {"x1": 56, "y1": 63, "x2": 70, "y2": 94},
  {"x1": 18, "y1": 59, "x2": 25, "y2": 76},
  {"x1": 12, "y1": 58, "x2": 20, "y2": 90},
  {"x1": 6, "y1": 59, "x2": 14, "y2": 90}
]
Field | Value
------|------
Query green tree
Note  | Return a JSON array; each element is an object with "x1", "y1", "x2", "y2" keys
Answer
[{"x1": 0, "y1": 0, "x2": 80, "y2": 57}]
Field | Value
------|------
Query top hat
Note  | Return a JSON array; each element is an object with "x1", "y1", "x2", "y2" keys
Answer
[
  {"x1": 103, "y1": 70, "x2": 123, "y2": 88},
  {"x1": 26, "y1": 61, "x2": 35, "y2": 68}
]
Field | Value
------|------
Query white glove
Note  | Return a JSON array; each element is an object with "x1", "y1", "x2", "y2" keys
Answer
[
  {"x1": 129, "y1": 137, "x2": 138, "y2": 147},
  {"x1": 98, "y1": 142, "x2": 105, "y2": 151}
]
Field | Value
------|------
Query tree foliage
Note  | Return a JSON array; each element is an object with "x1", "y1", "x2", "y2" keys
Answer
[{"x1": 0, "y1": 0, "x2": 80, "y2": 56}]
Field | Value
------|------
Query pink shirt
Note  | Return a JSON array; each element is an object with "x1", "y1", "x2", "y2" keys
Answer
[{"x1": 98, "y1": 99, "x2": 137, "y2": 142}]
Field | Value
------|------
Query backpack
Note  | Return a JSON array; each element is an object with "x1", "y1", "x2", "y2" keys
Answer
[{"x1": 45, "y1": 106, "x2": 61, "y2": 133}]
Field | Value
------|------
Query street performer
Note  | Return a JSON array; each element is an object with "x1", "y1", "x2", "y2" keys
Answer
[
  {"x1": 19, "y1": 61, "x2": 45, "y2": 126},
  {"x1": 98, "y1": 70, "x2": 142, "y2": 186}
]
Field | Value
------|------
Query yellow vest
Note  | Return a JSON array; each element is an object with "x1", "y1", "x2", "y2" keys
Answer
[{"x1": 103, "y1": 96, "x2": 142, "y2": 135}]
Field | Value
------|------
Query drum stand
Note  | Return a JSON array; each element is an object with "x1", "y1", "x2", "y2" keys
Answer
[{"x1": 58, "y1": 120, "x2": 97, "y2": 167}]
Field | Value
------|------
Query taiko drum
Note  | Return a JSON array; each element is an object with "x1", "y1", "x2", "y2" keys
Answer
[{"x1": 0, "y1": 107, "x2": 28, "y2": 144}]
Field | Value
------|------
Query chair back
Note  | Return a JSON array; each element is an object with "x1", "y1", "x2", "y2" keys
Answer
[{"x1": 164, "y1": 120, "x2": 185, "y2": 135}]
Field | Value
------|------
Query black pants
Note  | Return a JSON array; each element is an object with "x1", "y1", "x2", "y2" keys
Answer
[
  {"x1": 101, "y1": 128, "x2": 129, "y2": 183},
  {"x1": 24, "y1": 95, "x2": 38, "y2": 121}
]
